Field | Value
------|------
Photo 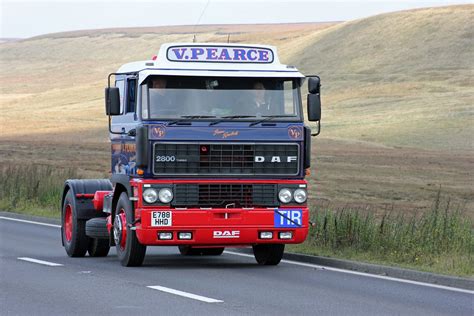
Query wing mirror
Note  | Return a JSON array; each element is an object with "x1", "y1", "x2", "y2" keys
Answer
[
  {"x1": 105, "y1": 87, "x2": 121, "y2": 116},
  {"x1": 307, "y1": 76, "x2": 321, "y2": 122}
]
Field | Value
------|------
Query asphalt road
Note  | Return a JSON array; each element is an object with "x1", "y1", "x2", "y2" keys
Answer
[{"x1": 1, "y1": 216, "x2": 473, "y2": 316}]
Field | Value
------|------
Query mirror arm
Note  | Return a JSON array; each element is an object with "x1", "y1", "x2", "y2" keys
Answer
[
  {"x1": 108, "y1": 115, "x2": 127, "y2": 135},
  {"x1": 108, "y1": 116, "x2": 118, "y2": 135},
  {"x1": 311, "y1": 121, "x2": 321, "y2": 137}
]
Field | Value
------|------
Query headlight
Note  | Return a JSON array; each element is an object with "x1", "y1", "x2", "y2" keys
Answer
[
  {"x1": 158, "y1": 188, "x2": 173, "y2": 203},
  {"x1": 143, "y1": 188, "x2": 158, "y2": 204},
  {"x1": 294, "y1": 189, "x2": 307, "y2": 203},
  {"x1": 278, "y1": 188, "x2": 292, "y2": 203}
]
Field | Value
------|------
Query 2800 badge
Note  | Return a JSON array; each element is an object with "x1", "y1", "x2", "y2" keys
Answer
[{"x1": 155, "y1": 155, "x2": 176, "y2": 162}]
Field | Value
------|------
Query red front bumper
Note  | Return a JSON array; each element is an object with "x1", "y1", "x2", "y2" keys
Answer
[{"x1": 134, "y1": 207, "x2": 309, "y2": 246}]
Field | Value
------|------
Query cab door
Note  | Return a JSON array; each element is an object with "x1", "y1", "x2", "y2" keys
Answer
[{"x1": 111, "y1": 76, "x2": 138, "y2": 176}]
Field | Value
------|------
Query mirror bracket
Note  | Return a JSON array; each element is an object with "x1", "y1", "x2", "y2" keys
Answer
[{"x1": 310, "y1": 121, "x2": 321, "y2": 137}]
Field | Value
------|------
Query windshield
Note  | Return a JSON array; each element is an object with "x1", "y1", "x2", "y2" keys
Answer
[{"x1": 141, "y1": 76, "x2": 302, "y2": 121}]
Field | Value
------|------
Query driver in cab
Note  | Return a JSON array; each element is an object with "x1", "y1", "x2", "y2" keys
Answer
[{"x1": 150, "y1": 77, "x2": 174, "y2": 116}]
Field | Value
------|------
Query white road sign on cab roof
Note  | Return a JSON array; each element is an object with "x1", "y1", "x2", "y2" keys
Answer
[
  {"x1": 116, "y1": 43, "x2": 305, "y2": 83},
  {"x1": 166, "y1": 44, "x2": 274, "y2": 63}
]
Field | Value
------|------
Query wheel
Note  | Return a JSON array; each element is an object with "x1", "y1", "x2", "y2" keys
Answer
[
  {"x1": 114, "y1": 192, "x2": 146, "y2": 266},
  {"x1": 62, "y1": 190, "x2": 89, "y2": 257},
  {"x1": 88, "y1": 238, "x2": 110, "y2": 257},
  {"x1": 252, "y1": 244, "x2": 285, "y2": 265},
  {"x1": 178, "y1": 246, "x2": 225, "y2": 256}
]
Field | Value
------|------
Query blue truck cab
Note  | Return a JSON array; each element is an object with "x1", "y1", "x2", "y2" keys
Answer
[{"x1": 62, "y1": 43, "x2": 321, "y2": 266}]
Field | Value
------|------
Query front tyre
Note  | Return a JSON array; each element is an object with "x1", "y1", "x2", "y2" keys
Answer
[
  {"x1": 253, "y1": 244, "x2": 285, "y2": 265},
  {"x1": 115, "y1": 192, "x2": 146, "y2": 267},
  {"x1": 62, "y1": 190, "x2": 89, "y2": 257}
]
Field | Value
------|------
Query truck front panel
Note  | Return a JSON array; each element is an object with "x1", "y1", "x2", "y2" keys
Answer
[{"x1": 132, "y1": 179, "x2": 309, "y2": 246}]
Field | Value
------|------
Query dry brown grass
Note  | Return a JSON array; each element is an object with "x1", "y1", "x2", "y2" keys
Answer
[
  {"x1": 296, "y1": 5, "x2": 474, "y2": 151},
  {"x1": 0, "y1": 6, "x2": 473, "y2": 216},
  {"x1": 0, "y1": 23, "x2": 333, "y2": 135}
]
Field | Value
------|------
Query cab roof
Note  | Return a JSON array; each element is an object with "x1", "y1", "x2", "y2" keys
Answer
[{"x1": 116, "y1": 43, "x2": 304, "y2": 84}]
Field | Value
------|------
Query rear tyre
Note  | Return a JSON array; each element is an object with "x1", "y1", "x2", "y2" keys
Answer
[
  {"x1": 115, "y1": 192, "x2": 146, "y2": 267},
  {"x1": 178, "y1": 246, "x2": 225, "y2": 256},
  {"x1": 88, "y1": 238, "x2": 110, "y2": 257},
  {"x1": 62, "y1": 190, "x2": 89, "y2": 257},
  {"x1": 253, "y1": 244, "x2": 285, "y2": 265}
]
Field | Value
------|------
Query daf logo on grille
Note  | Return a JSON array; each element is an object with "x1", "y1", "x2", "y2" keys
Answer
[{"x1": 255, "y1": 156, "x2": 297, "y2": 163}]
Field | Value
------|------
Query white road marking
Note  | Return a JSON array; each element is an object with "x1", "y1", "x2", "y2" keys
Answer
[
  {"x1": 147, "y1": 285, "x2": 223, "y2": 303},
  {"x1": 18, "y1": 257, "x2": 63, "y2": 266},
  {"x1": 2, "y1": 215, "x2": 472, "y2": 295},
  {"x1": 0, "y1": 216, "x2": 60, "y2": 228},
  {"x1": 224, "y1": 251, "x2": 474, "y2": 295}
]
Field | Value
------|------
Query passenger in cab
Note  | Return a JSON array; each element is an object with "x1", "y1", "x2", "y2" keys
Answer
[{"x1": 251, "y1": 81, "x2": 271, "y2": 116}]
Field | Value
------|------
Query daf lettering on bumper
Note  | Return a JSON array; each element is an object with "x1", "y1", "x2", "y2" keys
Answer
[{"x1": 213, "y1": 230, "x2": 240, "y2": 238}]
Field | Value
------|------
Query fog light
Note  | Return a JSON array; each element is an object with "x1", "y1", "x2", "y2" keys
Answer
[
  {"x1": 158, "y1": 232, "x2": 173, "y2": 240},
  {"x1": 178, "y1": 232, "x2": 192, "y2": 240},
  {"x1": 279, "y1": 231, "x2": 293, "y2": 239},
  {"x1": 259, "y1": 231, "x2": 273, "y2": 239}
]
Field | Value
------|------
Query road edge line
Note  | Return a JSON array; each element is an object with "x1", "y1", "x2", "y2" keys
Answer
[
  {"x1": 0, "y1": 216, "x2": 61, "y2": 228},
  {"x1": 0, "y1": 211, "x2": 60, "y2": 226},
  {"x1": 225, "y1": 249, "x2": 474, "y2": 292}
]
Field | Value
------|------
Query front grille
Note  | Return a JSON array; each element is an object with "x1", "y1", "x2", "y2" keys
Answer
[
  {"x1": 153, "y1": 143, "x2": 299, "y2": 176},
  {"x1": 173, "y1": 184, "x2": 277, "y2": 208}
]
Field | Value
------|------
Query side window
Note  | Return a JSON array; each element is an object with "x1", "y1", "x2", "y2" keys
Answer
[
  {"x1": 115, "y1": 79, "x2": 125, "y2": 113},
  {"x1": 126, "y1": 78, "x2": 137, "y2": 113}
]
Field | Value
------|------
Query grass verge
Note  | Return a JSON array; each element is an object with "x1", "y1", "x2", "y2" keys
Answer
[
  {"x1": 1, "y1": 164, "x2": 472, "y2": 277},
  {"x1": 0, "y1": 164, "x2": 78, "y2": 218},
  {"x1": 289, "y1": 193, "x2": 473, "y2": 277}
]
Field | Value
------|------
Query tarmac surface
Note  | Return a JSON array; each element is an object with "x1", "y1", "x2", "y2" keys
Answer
[{"x1": 1, "y1": 216, "x2": 473, "y2": 315}]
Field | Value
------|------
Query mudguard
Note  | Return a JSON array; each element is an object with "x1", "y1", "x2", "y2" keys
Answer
[
  {"x1": 111, "y1": 174, "x2": 133, "y2": 197},
  {"x1": 61, "y1": 179, "x2": 113, "y2": 220}
]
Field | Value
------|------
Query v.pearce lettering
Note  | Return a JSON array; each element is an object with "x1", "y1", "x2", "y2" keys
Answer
[{"x1": 168, "y1": 46, "x2": 273, "y2": 63}]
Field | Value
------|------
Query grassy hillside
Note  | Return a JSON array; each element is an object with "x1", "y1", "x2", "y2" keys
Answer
[
  {"x1": 293, "y1": 5, "x2": 473, "y2": 151},
  {"x1": 1, "y1": 8, "x2": 471, "y2": 275},
  {"x1": 0, "y1": 7, "x2": 472, "y2": 216},
  {"x1": 0, "y1": 23, "x2": 332, "y2": 140}
]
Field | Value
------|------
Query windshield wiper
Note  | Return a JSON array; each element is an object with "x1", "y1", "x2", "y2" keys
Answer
[
  {"x1": 249, "y1": 115, "x2": 297, "y2": 127},
  {"x1": 168, "y1": 115, "x2": 217, "y2": 126},
  {"x1": 209, "y1": 115, "x2": 257, "y2": 126}
]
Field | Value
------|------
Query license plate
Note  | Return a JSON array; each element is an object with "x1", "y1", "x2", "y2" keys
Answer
[
  {"x1": 274, "y1": 209, "x2": 302, "y2": 228},
  {"x1": 151, "y1": 211, "x2": 172, "y2": 227}
]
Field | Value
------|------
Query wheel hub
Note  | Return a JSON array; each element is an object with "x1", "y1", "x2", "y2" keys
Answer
[
  {"x1": 64, "y1": 204, "x2": 73, "y2": 242},
  {"x1": 113, "y1": 211, "x2": 127, "y2": 249}
]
